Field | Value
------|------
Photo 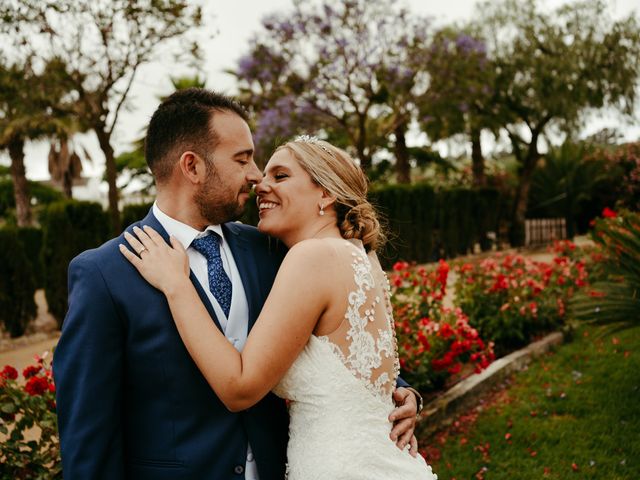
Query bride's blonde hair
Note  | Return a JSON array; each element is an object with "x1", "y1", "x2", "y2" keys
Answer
[{"x1": 275, "y1": 139, "x2": 385, "y2": 252}]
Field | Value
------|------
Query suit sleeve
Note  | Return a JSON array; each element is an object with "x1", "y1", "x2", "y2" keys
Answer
[
  {"x1": 53, "y1": 255, "x2": 125, "y2": 479},
  {"x1": 396, "y1": 376, "x2": 410, "y2": 389}
]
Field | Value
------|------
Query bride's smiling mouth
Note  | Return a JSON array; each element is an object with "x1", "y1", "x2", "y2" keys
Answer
[{"x1": 258, "y1": 200, "x2": 280, "y2": 216}]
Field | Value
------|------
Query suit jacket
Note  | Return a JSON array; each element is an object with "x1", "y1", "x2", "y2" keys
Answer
[{"x1": 54, "y1": 210, "x2": 289, "y2": 480}]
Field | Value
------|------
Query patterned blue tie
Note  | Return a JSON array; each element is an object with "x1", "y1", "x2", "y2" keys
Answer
[{"x1": 191, "y1": 232, "x2": 233, "y2": 317}]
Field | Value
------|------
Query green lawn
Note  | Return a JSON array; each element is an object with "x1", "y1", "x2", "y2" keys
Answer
[{"x1": 419, "y1": 325, "x2": 640, "y2": 480}]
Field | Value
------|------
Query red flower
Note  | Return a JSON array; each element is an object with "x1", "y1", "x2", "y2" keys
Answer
[
  {"x1": 448, "y1": 363, "x2": 462, "y2": 375},
  {"x1": 439, "y1": 323, "x2": 454, "y2": 339},
  {"x1": 393, "y1": 261, "x2": 409, "y2": 272},
  {"x1": 23, "y1": 365, "x2": 40, "y2": 379},
  {"x1": 602, "y1": 207, "x2": 617, "y2": 218},
  {"x1": 436, "y1": 260, "x2": 449, "y2": 291},
  {"x1": 25, "y1": 376, "x2": 50, "y2": 396},
  {"x1": 1, "y1": 365, "x2": 18, "y2": 380}
]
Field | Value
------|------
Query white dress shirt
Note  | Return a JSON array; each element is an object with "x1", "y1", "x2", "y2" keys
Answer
[{"x1": 152, "y1": 203, "x2": 259, "y2": 480}]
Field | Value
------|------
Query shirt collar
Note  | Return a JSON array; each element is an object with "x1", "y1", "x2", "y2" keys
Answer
[{"x1": 152, "y1": 202, "x2": 225, "y2": 249}]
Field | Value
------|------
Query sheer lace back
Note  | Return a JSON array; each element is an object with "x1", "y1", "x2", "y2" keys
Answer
[{"x1": 317, "y1": 240, "x2": 400, "y2": 403}]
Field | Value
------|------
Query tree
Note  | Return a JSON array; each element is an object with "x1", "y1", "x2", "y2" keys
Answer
[
  {"x1": 47, "y1": 137, "x2": 87, "y2": 199},
  {"x1": 234, "y1": 0, "x2": 429, "y2": 179},
  {"x1": 0, "y1": 57, "x2": 72, "y2": 226},
  {"x1": 474, "y1": 0, "x2": 640, "y2": 245},
  {"x1": 1, "y1": 0, "x2": 203, "y2": 233},
  {"x1": 114, "y1": 75, "x2": 207, "y2": 200},
  {"x1": 418, "y1": 28, "x2": 500, "y2": 187}
]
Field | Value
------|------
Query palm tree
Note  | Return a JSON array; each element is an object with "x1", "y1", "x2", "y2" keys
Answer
[
  {"x1": 0, "y1": 57, "x2": 77, "y2": 225},
  {"x1": 528, "y1": 141, "x2": 609, "y2": 238},
  {"x1": 47, "y1": 136, "x2": 87, "y2": 199},
  {"x1": 570, "y1": 211, "x2": 640, "y2": 332}
]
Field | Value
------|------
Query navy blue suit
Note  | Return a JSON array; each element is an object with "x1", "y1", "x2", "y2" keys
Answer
[{"x1": 54, "y1": 211, "x2": 289, "y2": 479}]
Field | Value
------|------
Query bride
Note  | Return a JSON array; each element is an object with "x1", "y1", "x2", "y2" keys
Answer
[{"x1": 121, "y1": 136, "x2": 438, "y2": 480}]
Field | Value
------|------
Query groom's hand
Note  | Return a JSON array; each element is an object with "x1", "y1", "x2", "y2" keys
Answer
[{"x1": 389, "y1": 387, "x2": 419, "y2": 457}]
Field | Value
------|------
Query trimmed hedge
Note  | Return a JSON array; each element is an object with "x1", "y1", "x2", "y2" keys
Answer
[
  {"x1": 41, "y1": 201, "x2": 110, "y2": 327},
  {"x1": 372, "y1": 184, "x2": 502, "y2": 267},
  {"x1": 371, "y1": 184, "x2": 436, "y2": 265},
  {"x1": 17, "y1": 227, "x2": 44, "y2": 288},
  {"x1": 0, "y1": 179, "x2": 64, "y2": 218},
  {"x1": 121, "y1": 202, "x2": 153, "y2": 229},
  {"x1": 0, "y1": 228, "x2": 37, "y2": 337},
  {"x1": 238, "y1": 184, "x2": 502, "y2": 267}
]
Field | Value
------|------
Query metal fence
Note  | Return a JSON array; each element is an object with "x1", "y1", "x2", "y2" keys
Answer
[{"x1": 525, "y1": 218, "x2": 567, "y2": 246}]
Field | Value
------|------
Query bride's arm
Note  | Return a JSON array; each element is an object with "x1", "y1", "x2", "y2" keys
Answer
[{"x1": 120, "y1": 226, "x2": 331, "y2": 412}]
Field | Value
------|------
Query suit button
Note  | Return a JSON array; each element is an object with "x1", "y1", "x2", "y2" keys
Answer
[{"x1": 234, "y1": 465, "x2": 244, "y2": 475}]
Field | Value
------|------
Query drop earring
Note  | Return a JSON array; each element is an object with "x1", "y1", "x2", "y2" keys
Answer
[{"x1": 319, "y1": 204, "x2": 325, "y2": 216}]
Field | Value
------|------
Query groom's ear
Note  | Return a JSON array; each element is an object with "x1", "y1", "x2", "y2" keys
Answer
[{"x1": 178, "y1": 151, "x2": 206, "y2": 185}]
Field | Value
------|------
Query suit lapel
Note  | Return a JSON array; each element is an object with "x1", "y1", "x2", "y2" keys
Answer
[
  {"x1": 138, "y1": 210, "x2": 224, "y2": 333},
  {"x1": 223, "y1": 223, "x2": 260, "y2": 334}
]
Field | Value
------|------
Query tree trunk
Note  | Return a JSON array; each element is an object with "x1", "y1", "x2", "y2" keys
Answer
[
  {"x1": 394, "y1": 125, "x2": 410, "y2": 184},
  {"x1": 356, "y1": 113, "x2": 371, "y2": 173},
  {"x1": 95, "y1": 126, "x2": 121, "y2": 234},
  {"x1": 509, "y1": 132, "x2": 541, "y2": 247},
  {"x1": 470, "y1": 128, "x2": 485, "y2": 187},
  {"x1": 62, "y1": 170, "x2": 73, "y2": 199},
  {"x1": 8, "y1": 137, "x2": 32, "y2": 227}
]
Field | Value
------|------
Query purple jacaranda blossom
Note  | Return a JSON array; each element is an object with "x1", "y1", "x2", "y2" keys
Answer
[
  {"x1": 455, "y1": 34, "x2": 487, "y2": 55},
  {"x1": 237, "y1": 54, "x2": 258, "y2": 78}
]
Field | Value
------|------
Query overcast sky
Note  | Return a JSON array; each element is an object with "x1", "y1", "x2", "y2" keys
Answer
[{"x1": 5, "y1": 0, "x2": 639, "y2": 184}]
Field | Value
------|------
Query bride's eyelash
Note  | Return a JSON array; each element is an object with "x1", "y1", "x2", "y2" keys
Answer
[{"x1": 275, "y1": 173, "x2": 288, "y2": 180}]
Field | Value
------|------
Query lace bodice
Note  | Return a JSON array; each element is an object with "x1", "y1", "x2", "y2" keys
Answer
[
  {"x1": 272, "y1": 240, "x2": 436, "y2": 480},
  {"x1": 316, "y1": 241, "x2": 400, "y2": 403}
]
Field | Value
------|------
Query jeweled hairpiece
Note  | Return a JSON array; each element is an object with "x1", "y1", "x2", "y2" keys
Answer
[{"x1": 294, "y1": 134, "x2": 334, "y2": 156}]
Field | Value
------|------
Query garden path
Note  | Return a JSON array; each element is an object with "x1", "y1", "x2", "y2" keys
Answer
[{"x1": 0, "y1": 290, "x2": 59, "y2": 370}]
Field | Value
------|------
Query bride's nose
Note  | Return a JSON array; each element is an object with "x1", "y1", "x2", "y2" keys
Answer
[{"x1": 254, "y1": 179, "x2": 270, "y2": 194}]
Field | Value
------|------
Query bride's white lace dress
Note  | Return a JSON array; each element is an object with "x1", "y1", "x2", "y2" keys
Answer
[{"x1": 272, "y1": 240, "x2": 438, "y2": 480}]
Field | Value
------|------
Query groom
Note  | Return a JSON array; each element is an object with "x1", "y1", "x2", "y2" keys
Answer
[{"x1": 54, "y1": 88, "x2": 421, "y2": 479}]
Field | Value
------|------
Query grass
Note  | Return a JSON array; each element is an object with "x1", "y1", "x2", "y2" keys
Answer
[{"x1": 419, "y1": 325, "x2": 640, "y2": 480}]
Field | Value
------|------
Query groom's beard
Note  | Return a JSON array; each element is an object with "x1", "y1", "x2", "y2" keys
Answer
[{"x1": 194, "y1": 162, "x2": 248, "y2": 225}]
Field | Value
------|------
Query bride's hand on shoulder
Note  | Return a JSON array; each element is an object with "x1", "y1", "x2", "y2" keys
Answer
[{"x1": 119, "y1": 225, "x2": 190, "y2": 294}]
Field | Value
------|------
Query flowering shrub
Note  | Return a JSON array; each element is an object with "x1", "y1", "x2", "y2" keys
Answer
[
  {"x1": 454, "y1": 241, "x2": 591, "y2": 356},
  {"x1": 0, "y1": 352, "x2": 61, "y2": 479},
  {"x1": 390, "y1": 261, "x2": 495, "y2": 393}
]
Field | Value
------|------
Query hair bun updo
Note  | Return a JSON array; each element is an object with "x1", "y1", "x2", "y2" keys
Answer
[{"x1": 337, "y1": 202, "x2": 383, "y2": 252}]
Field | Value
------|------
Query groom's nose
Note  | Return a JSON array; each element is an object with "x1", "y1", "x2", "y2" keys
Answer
[{"x1": 246, "y1": 160, "x2": 263, "y2": 184}]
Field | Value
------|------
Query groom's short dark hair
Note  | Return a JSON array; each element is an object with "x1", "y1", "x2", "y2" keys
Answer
[{"x1": 145, "y1": 88, "x2": 249, "y2": 183}]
